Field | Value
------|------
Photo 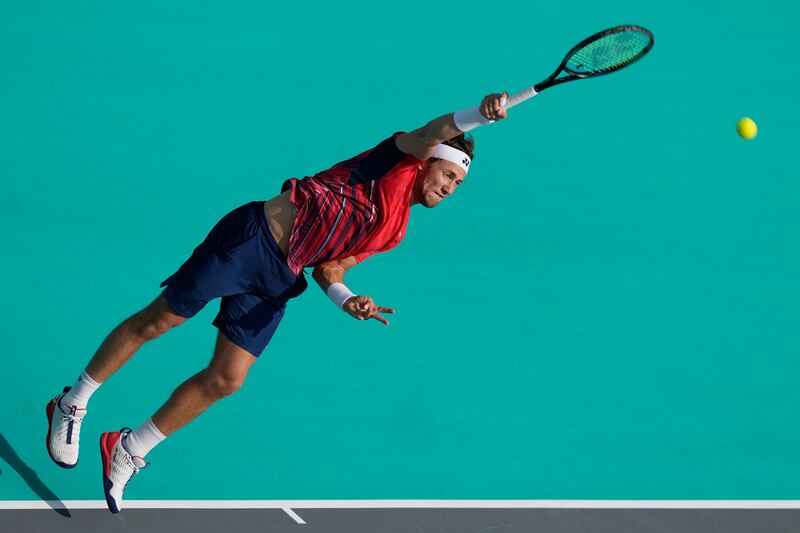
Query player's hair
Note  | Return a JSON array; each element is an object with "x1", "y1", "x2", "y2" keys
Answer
[{"x1": 434, "y1": 133, "x2": 475, "y2": 161}]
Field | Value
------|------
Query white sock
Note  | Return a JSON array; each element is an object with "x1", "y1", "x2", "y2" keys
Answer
[
  {"x1": 62, "y1": 370, "x2": 102, "y2": 409},
  {"x1": 123, "y1": 418, "x2": 167, "y2": 458}
]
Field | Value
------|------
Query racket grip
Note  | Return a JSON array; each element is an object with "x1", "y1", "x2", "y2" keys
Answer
[{"x1": 503, "y1": 87, "x2": 539, "y2": 109}]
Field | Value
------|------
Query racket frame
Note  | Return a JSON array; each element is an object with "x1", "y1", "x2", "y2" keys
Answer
[{"x1": 504, "y1": 25, "x2": 654, "y2": 109}]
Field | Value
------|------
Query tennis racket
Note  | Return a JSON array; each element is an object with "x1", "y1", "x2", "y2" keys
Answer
[{"x1": 502, "y1": 25, "x2": 654, "y2": 109}]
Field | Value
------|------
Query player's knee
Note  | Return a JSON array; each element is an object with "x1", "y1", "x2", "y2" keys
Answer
[
  {"x1": 132, "y1": 297, "x2": 186, "y2": 341},
  {"x1": 135, "y1": 313, "x2": 180, "y2": 341},
  {"x1": 203, "y1": 372, "x2": 244, "y2": 398}
]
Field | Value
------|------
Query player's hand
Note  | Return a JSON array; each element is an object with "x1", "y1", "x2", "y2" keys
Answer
[
  {"x1": 343, "y1": 295, "x2": 395, "y2": 326},
  {"x1": 480, "y1": 92, "x2": 509, "y2": 121}
]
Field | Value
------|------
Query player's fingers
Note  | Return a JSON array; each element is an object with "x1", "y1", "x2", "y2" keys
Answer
[
  {"x1": 494, "y1": 96, "x2": 506, "y2": 117},
  {"x1": 369, "y1": 312, "x2": 390, "y2": 326},
  {"x1": 376, "y1": 306, "x2": 395, "y2": 314},
  {"x1": 498, "y1": 108, "x2": 507, "y2": 120},
  {"x1": 486, "y1": 95, "x2": 496, "y2": 112}
]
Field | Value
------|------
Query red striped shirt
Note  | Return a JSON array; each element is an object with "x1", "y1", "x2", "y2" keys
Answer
[{"x1": 281, "y1": 132, "x2": 420, "y2": 275}]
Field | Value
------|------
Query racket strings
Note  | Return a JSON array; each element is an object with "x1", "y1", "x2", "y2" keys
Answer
[{"x1": 566, "y1": 30, "x2": 652, "y2": 74}]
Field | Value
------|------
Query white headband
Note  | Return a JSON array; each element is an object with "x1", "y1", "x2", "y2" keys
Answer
[{"x1": 432, "y1": 144, "x2": 471, "y2": 174}]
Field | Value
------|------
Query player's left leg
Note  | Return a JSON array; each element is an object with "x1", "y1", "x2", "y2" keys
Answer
[
  {"x1": 100, "y1": 293, "x2": 287, "y2": 513},
  {"x1": 100, "y1": 331, "x2": 257, "y2": 513},
  {"x1": 153, "y1": 330, "x2": 257, "y2": 435}
]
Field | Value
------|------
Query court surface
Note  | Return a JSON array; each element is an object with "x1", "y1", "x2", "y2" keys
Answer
[
  {"x1": 3, "y1": 501, "x2": 800, "y2": 532},
  {"x1": 1, "y1": 0, "x2": 798, "y2": 531}
]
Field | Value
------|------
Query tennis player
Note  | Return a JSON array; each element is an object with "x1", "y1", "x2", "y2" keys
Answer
[{"x1": 45, "y1": 91, "x2": 508, "y2": 512}]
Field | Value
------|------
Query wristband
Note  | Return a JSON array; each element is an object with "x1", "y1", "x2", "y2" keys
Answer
[
  {"x1": 327, "y1": 282, "x2": 356, "y2": 310},
  {"x1": 453, "y1": 106, "x2": 494, "y2": 133}
]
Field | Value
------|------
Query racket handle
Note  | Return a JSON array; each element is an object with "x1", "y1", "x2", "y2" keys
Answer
[{"x1": 503, "y1": 86, "x2": 539, "y2": 109}]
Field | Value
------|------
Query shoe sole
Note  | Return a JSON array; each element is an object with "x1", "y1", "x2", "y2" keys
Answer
[
  {"x1": 45, "y1": 398, "x2": 78, "y2": 469},
  {"x1": 100, "y1": 432, "x2": 121, "y2": 513}
]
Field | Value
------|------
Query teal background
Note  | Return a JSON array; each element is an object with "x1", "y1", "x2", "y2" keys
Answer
[{"x1": 1, "y1": 0, "x2": 798, "y2": 501}]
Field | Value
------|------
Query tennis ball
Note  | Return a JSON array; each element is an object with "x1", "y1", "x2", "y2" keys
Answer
[{"x1": 737, "y1": 117, "x2": 758, "y2": 140}]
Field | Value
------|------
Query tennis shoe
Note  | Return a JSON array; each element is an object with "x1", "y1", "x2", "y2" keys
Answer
[
  {"x1": 100, "y1": 428, "x2": 148, "y2": 513},
  {"x1": 45, "y1": 386, "x2": 86, "y2": 468}
]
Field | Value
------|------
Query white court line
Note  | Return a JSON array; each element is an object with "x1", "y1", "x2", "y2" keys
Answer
[
  {"x1": 1, "y1": 500, "x2": 800, "y2": 510},
  {"x1": 281, "y1": 507, "x2": 306, "y2": 524}
]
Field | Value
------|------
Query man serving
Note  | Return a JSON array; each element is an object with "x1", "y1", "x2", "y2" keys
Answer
[{"x1": 45, "y1": 91, "x2": 508, "y2": 512}]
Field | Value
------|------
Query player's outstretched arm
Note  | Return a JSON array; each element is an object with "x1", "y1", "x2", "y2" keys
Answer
[
  {"x1": 395, "y1": 92, "x2": 508, "y2": 160},
  {"x1": 312, "y1": 257, "x2": 396, "y2": 326}
]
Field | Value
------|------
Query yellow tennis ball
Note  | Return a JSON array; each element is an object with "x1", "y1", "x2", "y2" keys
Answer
[{"x1": 737, "y1": 117, "x2": 758, "y2": 140}]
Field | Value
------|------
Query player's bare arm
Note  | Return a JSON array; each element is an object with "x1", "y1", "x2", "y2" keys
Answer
[
  {"x1": 312, "y1": 257, "x2": 395, "y2": 326},
  {"x1": 395, "y1": 92, "x2": 509, "y2": 160},
  {"x1": 311, "y1": 256, "x2": 356, "y2": 292}
]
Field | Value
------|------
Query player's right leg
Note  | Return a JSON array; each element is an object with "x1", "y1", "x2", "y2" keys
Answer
[
  {"x1": 47, "y1": 201, "x2": 291, "y2": 470},
  {"x1": 46, "y1": 201, "x2": 275, "y2": 470},
  {"x1": 46, "y1": 295, "x2": 188, "y2": 468},
  {"x1": 87, "y1": 294, "x2": 189, "y2": 383}
]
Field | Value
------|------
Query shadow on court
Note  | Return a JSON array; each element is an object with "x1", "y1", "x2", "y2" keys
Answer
[{"x1": 0, "y1": 432, "x2": 71, "y2": 518}]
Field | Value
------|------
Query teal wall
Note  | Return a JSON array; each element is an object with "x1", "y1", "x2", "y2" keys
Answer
[{"x1": 1, "y1": 1, "x2": 798, "y2": 500}]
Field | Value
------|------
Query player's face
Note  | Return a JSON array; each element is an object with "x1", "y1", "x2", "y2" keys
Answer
[{"x1": 415, "y1": 159, "x2": 466, "y2": 208}]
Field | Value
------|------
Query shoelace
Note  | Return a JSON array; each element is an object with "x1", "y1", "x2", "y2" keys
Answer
[
  {"x1": 58, "y1": 405, "x2": 85, "y2": 444},
  {"x1": 124, "y1": 454, "x2": 150, "y2": 473},
  {"x1": 116, "y1": 428, "x2": 150, "y2": 489},
  {"x1": 60, "y1": 409, "x2": 84, "y2": 424},
  {"x1": 123, "y1": 456, "x2": 149, "y2": 491}
]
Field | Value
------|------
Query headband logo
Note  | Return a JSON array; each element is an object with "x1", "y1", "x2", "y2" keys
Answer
[{"x1": 462, "y1": 158, "x2": 469, "y2": 167}]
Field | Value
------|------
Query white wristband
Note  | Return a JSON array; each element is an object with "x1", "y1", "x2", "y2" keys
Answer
[
  {"x1": 453, "y1": 106, "x2": 494, "y2": 133},
  {"x1": 327, "y1": 282, "x2": 356, "y2": 310}
]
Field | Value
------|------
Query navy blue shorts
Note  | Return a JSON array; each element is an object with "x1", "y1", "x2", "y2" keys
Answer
[{"x1": 159, "y1": 201, "x2": 307, "y2": 356}]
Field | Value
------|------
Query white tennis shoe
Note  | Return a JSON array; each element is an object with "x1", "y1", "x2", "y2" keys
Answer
[
  {"x1": 100, "y1": 428, "x2": 148, "y2": 513},
  {"x1": 45, "y1": 386, "x2": 86, "y2": 468}
]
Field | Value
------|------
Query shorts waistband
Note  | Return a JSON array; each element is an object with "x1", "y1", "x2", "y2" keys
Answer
[
  {"x1": 253, "y1": 200, "x2": 271, "y2": 234},
  {"x1": 252, "y1": 200, "x2": 295, "y2": 276}
]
